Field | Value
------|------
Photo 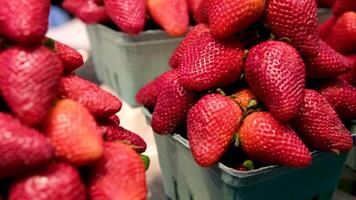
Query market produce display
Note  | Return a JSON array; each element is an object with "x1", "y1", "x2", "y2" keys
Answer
[
  {"x1": 0, "y1": 0, "x2": 148, "y2": 199},
  {"x1": 137, "y1": 0, "x2": 356, "y2": 170}
]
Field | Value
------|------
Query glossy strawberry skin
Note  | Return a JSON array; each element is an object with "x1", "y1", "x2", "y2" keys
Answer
[
  {"x1": 195, "y1": 0, "x2": 211, "y2": 23},
  {"x1": 0, "y1": 46, "x2": 63, "y2": 126},
  {"x1": 187, "y1": 94, "x2": 242, "y2": 167},
  {"x1": 89, "y1": 142, "x2": 147, "y2": 200},
  {"x1": 240, "y1": 112, "x2": 311, "y2": 167},
  {"x1": 187, "y1": 0, "x2": 203, "y2": 22},
  {"x1": 266, "y1": 0, "x2": 320, "y2": 57},
  {"x1": 319, "y1": 16, "x2": 337, "y2": 41},
  {"x1": 152, "y1": 70, "x2": 198, "y2": 135},
  {"x1": 0, "y1": 112, "x2": 54, "y2": 179},
  {"x1": 105, "y1": 126, "x2": 147, "y2": 153},
  {"x1": 9, "y1": 163, "x2": 86, "y2": 200},
  {"x1": 245, "y1": 41, "x2": 305, "y2": 122},
  {"x1": 54, "y1": 40, "x2": 84, "y2": 74},
  {"x1": 104, "y1": 0, "x2": 146, "y2": 35},
  {"x1": 148, "y1": 0, "x2": 189, "y2": 36},
  {"x1": 208, "y1": 0, "x2": 265, "y2": 39},
  {"x1": 291, "y1": 89, "x2": 353, "y2": 153},
  {"x1": 0, "y1": 0, "x2": 49, "y2": 45},
  {"x1": 332, "y1": 0, "x2": 356, "y2": 17},
  {"x1": 340, "y1": 55, "x2": 356, "y2": 86},
  {"x1": 58, "y1": 75, "x2": 122, "y2": 118},
  {"x1": 62, "y1": 0, "x2": 108, "y2": 24},
  {"x1": 178, "y1": 32, "x2": 245, "y2": 91},
  {"x1": 45, "y1": 99, "x2": 104, "y2": 166}
]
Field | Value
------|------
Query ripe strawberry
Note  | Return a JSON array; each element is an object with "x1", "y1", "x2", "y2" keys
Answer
[
  {"x1": 240, "y1": 112, "x2": 311, "y2": 167},
  {"x1": 53, "y1": 40, "x2": 84, "y2": 74},
  {"x1": 97, "y1": 114, "x2": 120, "y2": 137},
  {"x1": 340, "y1": 55, "x2": 356, "y2": 86},
  {"x1": 0, "y1": 0, "x2": 49, "y2": 45},
  {"x1": 89, "y1": 142, "x2": 147, "y2": 200},
  {"x1": 58, "y1": 75, "x2": 122, "y2": 118},
  {"x1": 0, "y1": 46, "x2": 63, "y2": 126},
  {"x1": 152, "y1": 70, "x2": 198, "y2": 135},
  {"x1": 245, "y1": 41, "x2": 305, "y2": 122},
  {"x1": 195, "y1": 0, "x2": 211, "y2": 23},
  {"x1": 187, "y1": 94, "x2": 242, "y2": 167},
  {"x1": 317, "y1": 0, "x2": 336, "y2": 7},
  {"x1": 187, "y1": 0, "x2": 202, "y2": 21},
  {"x1": 231, "y1": 89, "x2": 258, "y2": 112},
  {"x1": 306, "y1": 40, "x2": 352, "y2": 78},
  {"x1": 62, "y1": 0, "x2": 108, "y2": 24},
  {"x1": 147, "y1": 0, "x2": 189, "y2": 36},
  {"x1": 45, "y1": 99, "x2": 104, "y2": 166},
  {"x1": 0, "y1": 112, "x2": 53, "y2": 179},
  {"x1": 266, "y1": 0, "x2": 320, "y2": 57},
  {"x1": 319, "y1": 16, "x2": 337, "y2": 40},
  {"x1": 104, "y1": 0, "x2": 146, "y2": 35},
  {"x1": 9, "y1": 163, "x2": 86, "y2": 200},
  {"x1": 291, "y1": 89, "x2": 353, "y2": 153},
  {"x1": 332, "y1": 0, "x2": 356, "y2": 17},
  {"x1": 319, "y1": 78, "x2": 356, "y2": 120},
  {"x1": 208, "y1": 0, "x2": 265, "y2": 39},
  {"x1": 169, "y1": 24, "x2": 210, "y2": 69},
  {"x1": 105, "y1": 126, "x2": 147, "y2": 153},
  {"x1": 325, "y1": 12, "x2": 356, "y2": 54},
  {"x1": 178, "y1": 32, "x2": 244, "y2": 91}
]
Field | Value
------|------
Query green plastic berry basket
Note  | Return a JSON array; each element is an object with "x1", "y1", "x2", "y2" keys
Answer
[
  {"x1": 142, "y1": 108, "x2": 356, "y2": 200},
  {"x1": 346, "y1": 123, "x2": 356, "y2": 171},
  {"x1": 86, "y1": 24, "x2": 183, "y2": 107}
]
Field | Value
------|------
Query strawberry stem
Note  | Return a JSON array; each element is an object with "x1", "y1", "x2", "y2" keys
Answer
[
  {"x1": 242, "y1": 160, "x2": 254, "y2": 170},
  {"x1": 140, "y1": 154, "x2": 150, "y2": 170}
]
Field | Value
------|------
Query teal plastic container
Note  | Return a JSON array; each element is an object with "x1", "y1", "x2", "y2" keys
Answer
[
  {"x1": 143, "y1": 108, "x2": 355, "y2": 200},
  {"x1": 346, "y1": 124, "x2": 356, "y2": 171},
  {"x1": 86, "y1": 25, "x2": 183, "y2": 106}
]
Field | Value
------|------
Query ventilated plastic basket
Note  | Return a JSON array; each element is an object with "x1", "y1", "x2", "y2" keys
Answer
[
  {"x1": 143, "y1": 108, "x2": 355, "y2": 200},
  {"x1": 346, "y1": 124, "x2": 356, "y2": 171},
  {"x1": 86, "y1": 24, "x2": 183, "y2": 106}
]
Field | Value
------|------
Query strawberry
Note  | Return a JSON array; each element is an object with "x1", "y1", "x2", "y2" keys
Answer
[
  {"x1": 306, "y1": 40, "x2": 352, "y2": 78},
  {"x1": 291, "y1": 89, "x2": 353, "y2": 153},
  {"x1": 239, "y1": 112, "x2": 311, "y2": 167},
  {"x1": 0, "y1": 45, "x2": 63, "y2": 126},
  {"x1": 245, "y1": 41, "x2": 305, "y2": 122},
  {"x1": 231, "y1": 89, "x2": 258, "y2": 112},
  {"x1": 97, "y1": 115, "x2": 120, "y2": 137},
  {"x1": 317, "y1": 0, "x2": 336, "y2": 7},
  {"x1": 45, "y1": 99, "x2": 104, "y2": 166},
  {"x1": 58, "y1": 75, "x2": 122, "y2": 118},
  {"x1": 89, "y1": 142, "x2": 147, "y2": 200},
  {"x1": 169, "y1": 24, "x2": 210, "y2": 69},
  {"x1": 62, "y1": 0, "x2": 108, "y2": 24},
  {"x1": 147, "y1": 0, "x2": 189, "y2": 36},
  {"x1": 53, "y1": 40, "x2": 84, "y2": 74},
  {"x1": 266, "y1": 0, "x2": 320, "y2": 57},
  {"x1": 319, "y1": 78, "x2": 356, "y2": 120},
  {"x1": 208, "y1": 0, "x2": 265, "y2": 39},
  {"x1": 340, "y1": 55, "x2": 356, "y2": 86},
  {"x1": 187, "y1": 94, "x2": 242, "y2": 167},
  {"x1": 0, "y1": 0, "x2": 50, "y2": 45},
  {"x1": 9, "y1": 163, "x2": 86, "y2": 200},
  {"x1": 105, "y1": 126, "x2": 147, "y2": 153},
  {"x1": 325, "y1": 11, "x2": 356, "y2": 54},
  {"x1": 178, "y1": 32, "x2": 244, "y2": 91},
  {"x1": 0, "y1": 113, "x2": 53, "y2": 179},
  {"x1": 195, "y1": 0, "x2": 211, "y2": 23},
  {"x1": 104, "y1": 0, "x2": 146, "y2": 35},
  {"x1": 332, "y1": 0, "x2": 356, "y2": 17},
  {"x1": 319, "y1": 16, "x2": 337, "y2": 41},
  {"x1": 152, "y1": 70, "x2": 198, "y2": 135},
  {"x1": 187, "y1": 0, "x2": 202, "y2": 21}
]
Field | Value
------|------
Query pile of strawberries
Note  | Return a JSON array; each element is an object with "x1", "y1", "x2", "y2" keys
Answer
[
  {"x1": 137, "y1": 0, "x2": 356, "y2": 170},
  {"x1": 0, "y1": 0, "x2": 148, "y2": 199},
  {"x1": 61, "y1": 0, "x2": 208, "y2": 36}
]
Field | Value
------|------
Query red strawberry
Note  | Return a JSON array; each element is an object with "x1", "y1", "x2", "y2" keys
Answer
[
  {"x1": 9, "y1": 163, "x2": 86, "y2": 200},
  {"x1": 0, "y1": 112, "x2": 53, "y2": 179},
  {"x1": 266, "y1": 0, "x2": 320, "y2": 57},
  {"x1": 90, "y1": 142, "x2": 147, "y2": 200},
  {"x1": 148, "y1": 0, "x2": 189, "y2": 36},
  {"x1": 325, "y1": 11, "x2": 356, "y2": 54},
  {"x1": 195, "y1": 0, "x2": 211, "y2": 23},
  {"x1": 169, "y1": 24, "x2": 210, "y2": 69},
  {"x1": 306, "y1": 40, "x2": 352, "y2": 78},
  {"x1": 0, "y1": 46, "x2": 63, "y2": 126},
  {"x1": 104, "y1": 0, "x2": 146, "y2": 35},
  {"x1": 178, "y1": 32, "x2": 244, "y2": 91},
  {"x1": 0, "y1": 0, "x2": 49, "y2": 45},
  {"x1": 340, "y1": 55, "x2": 356, "y2": 86},
  {"x1": 152, "y1": 70, "x2": 198, "y2": 134},
  {"x1": 62, "y1": 0, "x2": 108, "y2": 24},
  {"x1": 53, "y1": 40, "x2": 84, "y2": 74},
  {"x1": 208, "y1": 0, "x2": 265, "y2": 39},
  {"x1": 45, "y1": 99, "x2": 104, "y2": 166},
  {"x1": 317, "y1": 0, "x2": 336, "y2": 7},
  {"x1": 231, "y1": 89, "x2": 258, "y2": 112},
  {"x1": 105, "y1": 126, "x2": 147, "y2": 153},
  {"x1": 58, "y1": 75, "x2": 122, "y2": 118},
  {"x1": 187, "y1": 0, "x2": 202, "y2": 21},
  {"x1": 239, "y1": 112, "x2": 311, "y2": 167},
  {"x1": 319, "y1": 16, "x2": 337, "y2": 40},
  {"x1": 332, "y1": 0, "x2": 356, "y2": 17},
  {"x1": 245, "y1": 41, "x2": 305, "y2": 122},
  {"x1": 187, "y1": 94, "x2": 242, "y2": 167},
  {"x1": 292, "y1": 89, "x2": 353, "y2": 153},
  {"x1": 319, "y1": 78, "x2": 356, "y2": 120},
  {"x1": 97, "y1": 115, "x2": 120, "y2": 137}
]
